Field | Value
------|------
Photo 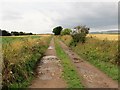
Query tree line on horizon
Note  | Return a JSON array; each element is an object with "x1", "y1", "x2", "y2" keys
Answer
[{"x1": 0, "y1": 29, "x2": 33, "y2": 36}]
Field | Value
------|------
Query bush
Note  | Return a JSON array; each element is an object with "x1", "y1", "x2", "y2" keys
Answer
[
  {"x1": 61, "y1": 28, "x2": 72, "y2": 35},
  {"x1": 70, "y1": 25, "x2": 89, "y2": 46}
]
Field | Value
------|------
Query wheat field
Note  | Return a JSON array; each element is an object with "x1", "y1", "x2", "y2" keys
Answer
[{"x1": 87, "y1": 34, "x2": 119, "y2": 41}]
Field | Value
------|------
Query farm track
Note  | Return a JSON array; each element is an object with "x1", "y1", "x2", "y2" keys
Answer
[
  {"x1": 29, "y1": 38, "x2": 67, "y2": 88},
  {"x1": 58, "y1": 40, "x2": 118, "y2": 88},
  {"x1": 29, "y1": 37, "x2": 118, "y2": 88}
]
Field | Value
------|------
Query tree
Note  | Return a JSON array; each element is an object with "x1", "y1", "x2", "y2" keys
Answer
[
  {"x1": 74, "y1": 25, "x2": 89, "y2": 34},
  {"x1": 52, "y1": 26, "x2": 63, "y2": 35},
  {"x1": 1, "y1": 30, "x2": 11, "y2": 36},
  {"x1": 11, "y1": 31, "x2": 19, "y2": 36},
  {"x1": 61, "y1": 28, "x2": 72, "y2": 35},
  {"x1": 19, "y1": 32, "x2": 25, "y2": 35},
  {"x1": 70, "y1": 25, "x2": 90, "y2": 46}
]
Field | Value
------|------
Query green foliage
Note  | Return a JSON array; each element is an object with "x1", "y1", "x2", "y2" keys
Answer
[
  {"x1": 61, "y1": 28, "x2": 72, "y2": 35},
  {"x1": 70, "y1": 33, "x2": 86, "y2": 46},
  {"x1": 55, "y1": 38, "x2": 83, "y2": 88},
  {"x1": 0, "y1": 29, "x2": 33, "y2": 36},
  {"x1": 70, "y1": 25, "x2": 89, "y2": 46},
  {"x1": 2, "y1": 36, "x2": 51, "y2": 88},
  {"x1": 74, "y1": 25, "x2": 89, "y2": 34},
  {"x1": 52, "y1": 26, "x2": 63, "y2": 35},
  {"x1": 11, "y1": 31, "x2": 33, "y2": 36},
  {"x1": 0, "y1": 29, "x2": 11, "y2": 36}
]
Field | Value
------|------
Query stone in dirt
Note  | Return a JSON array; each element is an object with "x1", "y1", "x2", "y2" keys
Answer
[{"x1": 48, "y1": 46, "x2": 54, "y2": 50}]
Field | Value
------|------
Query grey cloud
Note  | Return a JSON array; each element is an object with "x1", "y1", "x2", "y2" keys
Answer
[
  {"x1": 1, "y1": 1, "x2": 118, "y2": 33},
  {"x1": 52, "y1": 2, "x2": 118, "y2": 31},
  {"x1": 1, "y1": 10, "x2": 23, "y2": 21}
]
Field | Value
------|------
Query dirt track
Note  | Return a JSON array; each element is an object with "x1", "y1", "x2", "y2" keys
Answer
[
  {"x1": 29, "y1": 38, "x2": 118, "y2": 88},
  {"x1": 59, "y1": 40, "x2": 118, "y2": 88},
  {"x1": 29, "y1": 38, "x2": 66, "y2": 88}
]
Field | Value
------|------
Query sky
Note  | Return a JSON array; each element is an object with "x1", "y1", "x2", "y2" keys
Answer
[{"x1": 0, "y1": 0, "x2": 119, "y2": 34}]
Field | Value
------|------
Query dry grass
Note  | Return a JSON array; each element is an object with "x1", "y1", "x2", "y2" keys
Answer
[
  {"x1": 60, "y1": 35, "x2": 72, "y2": 45},
  {"x1": 2, "y1": 35, "x2": 51, "y2": 87},
  {"x1": 87, "y1": 34, "x2": 119, "y2": 41},
  {"x1": 39, "y1": 34, "x2": 52, "y2": 37},
  {"x1": 60, "y1": 35, "x2": 118, "y2": 81}
]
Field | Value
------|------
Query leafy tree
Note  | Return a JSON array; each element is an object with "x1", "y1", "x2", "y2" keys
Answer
[
  {"x1": 52, "y1": 26, "x2": 63, "y2": 35},
  {"x1": 0, "y1": 29, "x2": 2, "y2": 36},
  {"x1": 11, "y1": 31, "x2": 20, "y2": 36},
  {"x1": 74, "y1": 25, "x2": 89, "y2": 34},
  {"x1": 70, "y1": 25, "x2": 90, "y2": 46},
  {"x1": 26, "y1": 33, "x2": 33, "y2": 35},
  {"x1": 11, "y1": 31, "x2": 33, "y2": 36},
  {"x1": 0, "y1": 29, "x2": 33, "y2": 36},
  {"x1": 61, "y1": 28, "x2": 72, "y2": 35},
  {"x1": 0, "y1": 30, "x2": 11, "y2": 36},
  {"x1": 19, "y1": 32, "x2": 25, "y2": 35}
]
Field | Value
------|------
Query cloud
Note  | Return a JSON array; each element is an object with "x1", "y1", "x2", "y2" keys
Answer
[
  {"x1": 0, "y1": 1, "x2": 118, "y2": 33},
  {"x1": 51, "y1": 2, "x2": 118, "y2": 30},
  {"x1": 1, "y1": 11, "x2": 23, "y2": 21}
]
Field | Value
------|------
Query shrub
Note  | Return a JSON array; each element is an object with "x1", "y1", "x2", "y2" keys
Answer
[
  {"x1": 61, "y1": 28, "x2": 72, "y2": 35},
  {"x1": 70, "y1": 25, "x2": 89, "y2": 46}
]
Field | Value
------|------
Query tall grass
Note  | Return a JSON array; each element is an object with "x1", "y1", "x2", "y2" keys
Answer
[
  {"x1": 2, "y1": 35, "x2": 51, "y2": 88},
  {"x1": 60, "y1": 35, "x2": 118, "y2": 81}
]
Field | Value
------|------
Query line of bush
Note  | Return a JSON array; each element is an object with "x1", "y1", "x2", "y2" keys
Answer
[{"x1": 0, "y1": 29, "x2": 33, "y2": 36}]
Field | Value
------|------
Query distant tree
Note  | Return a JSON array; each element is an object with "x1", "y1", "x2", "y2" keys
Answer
[
  {"x1": 19, "y1": 32, "x2": 25, "y2": 35},
  {"x1": 11, "y1": 31, "x2": 19, "y2": 36},
  {"x1": 61, "y1": 28, "x2": 72, "y2": 35},
  {"x1": 1, "y1": 30, "x2": 11, "y2": 36},
  {"x1": 0, "y1": 29, "x2": 2, "y2": 36},
  {"x1": 52, "y1": 26, "x2": 63, "y2": 35},
  {"x1": 28, "y1": 33, "x2": 33, "y2": 35}
]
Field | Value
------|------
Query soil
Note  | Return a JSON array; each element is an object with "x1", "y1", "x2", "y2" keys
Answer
[
  {"x1": 59, "y1": 40, "x2": 118, "y2": 88},
  {"x1": 29, "y1": 38, "x2": 118, "y2": 88},
  {"x1": 29, "y1": 38, "x2": 67, "y2": 88}
]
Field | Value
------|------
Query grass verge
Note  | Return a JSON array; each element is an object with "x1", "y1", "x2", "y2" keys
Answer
[
  {"x1": 60, "y1": 35, "x2": 118, "y2": 81},
  {"x1": 2, "y1": 35, "x2": 52, "y2": 88},
  {"x1": 54, "y1": 38, "x2": 83, "y2": 88}
]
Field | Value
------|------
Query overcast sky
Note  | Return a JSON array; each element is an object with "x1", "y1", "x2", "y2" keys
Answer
[{"x1": 0, "y1": 0, "x2": 118, "y2": 34}]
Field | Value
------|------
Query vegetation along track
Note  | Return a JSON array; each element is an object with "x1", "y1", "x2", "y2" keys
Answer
[
  {"x1": 29, "y1": 38, "x2": 67, "y2": 88},
  {"x1": 55, "y1": 38, "x2": 83, "y2": 88},
  {"x1": 58, "y1": 38, "x2": 118, "y2": 88},
  {"x1": 2, "y1": 35, "x2": 51, "y2": 88}
]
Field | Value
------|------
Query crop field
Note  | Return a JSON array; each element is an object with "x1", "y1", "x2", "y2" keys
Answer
[
  {"x1": 87, "y1": 34, "x2": 119, "y2": 41},
  {"x1": 1, "y1": 35, "x2": 51, "y2": 88},
  {"x1": 60, "y1": 34, "x2": 119, "y2": 81}
]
